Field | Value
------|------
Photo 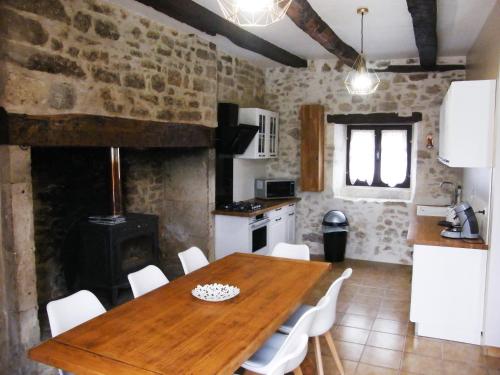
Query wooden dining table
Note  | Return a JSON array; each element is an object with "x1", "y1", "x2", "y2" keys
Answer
[{"x1": 29, "y1": 253, "x2": 331, "y2": 375}]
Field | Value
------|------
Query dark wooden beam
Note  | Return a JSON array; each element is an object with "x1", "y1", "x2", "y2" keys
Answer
[
  {"x1": 406, "y1": 0, "x2": 438, "y2": 69},
  {"x1": 285, "y1": 0, "x2": 358, "y2": 66},
  {"x1": 0, "y1": 108, "x2": 214, "y2": 148},
  {"x1": 135, "y1": 0, "x2": 307, "y2": 68},
  {"x1": 327, "y1": 112, "x2": 423, "y2": 125},
  {"x1": 375, "y1": 64, "x2": 465, "y2": 73}
]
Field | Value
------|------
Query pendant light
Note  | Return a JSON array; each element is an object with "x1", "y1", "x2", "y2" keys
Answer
[
  {"x1": 345, "y1": 7, "x2": 380, "y2": 95},
  {"x1": 217, "y1": 0, "x2": 292, "y2": 27}
]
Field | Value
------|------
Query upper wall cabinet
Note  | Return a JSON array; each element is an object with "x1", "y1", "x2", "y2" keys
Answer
[
  {"x1": 300, "y1": 104, "x2": 325, "y2": 192},
  {"x1": 439, "y1": 80, "x2": 496, "y2": 168},
  {"x1": 237, "y1": 108, "x2": 279, "y2": 159}
]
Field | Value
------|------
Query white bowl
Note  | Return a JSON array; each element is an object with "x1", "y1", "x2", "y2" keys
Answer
[{"x1": 191, "y1": 283, "x2": 240, "y2": 302}]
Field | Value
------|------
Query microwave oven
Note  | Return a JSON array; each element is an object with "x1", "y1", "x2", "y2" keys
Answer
[{"x1": 255, "y1": 179, "x2": 296, "y2": 199}]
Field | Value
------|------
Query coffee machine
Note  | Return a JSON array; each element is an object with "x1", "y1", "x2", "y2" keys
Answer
[{"x1": 441, "y1": 202, "x2": 480, "y2": 239}]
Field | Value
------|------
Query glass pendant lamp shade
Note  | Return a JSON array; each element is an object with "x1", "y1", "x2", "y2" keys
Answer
[
  {"x1": 345, "y1": 8, "x2": 380, "y2": 96},
  {"x1": 345, "y1": 54, "x2": 380, "y2": 95},
  {"x1": 217, "y1": 0, "x2": 293, "y2": 27}
]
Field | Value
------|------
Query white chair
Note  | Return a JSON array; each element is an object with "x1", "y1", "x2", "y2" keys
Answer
[
  {"x1": 242, "y1": 303, "x2": 318, "y2": 375},
  {"x1": 270, "y1": 243, "x2": 310, "y2": 261},
  {"x1": 128, "y1": 265, "x2": 169, "y2": 298},
  {"x1": 279, "y1": 268, "x2": 353, "y2": 375},
  {"x1": 47, "y1": 290, "x2": 106, "y2": 375},
  {"x1": 178, "y1": 246, "x2": 209, "y2": 275}
]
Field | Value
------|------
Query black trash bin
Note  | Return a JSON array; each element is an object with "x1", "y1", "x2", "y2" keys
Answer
[{"x1": 322, "y1": 210, "x2": 349, "y2": 262}]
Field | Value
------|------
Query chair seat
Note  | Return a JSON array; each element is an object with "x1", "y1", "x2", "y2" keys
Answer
[
  {"x1": 278, "y1": 304, "x2": 314, "y2": 334},
  {"x1": 242, "y1": 333, "x2": 288, "y2": 373}
]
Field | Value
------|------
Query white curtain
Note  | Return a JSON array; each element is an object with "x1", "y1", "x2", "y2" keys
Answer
[
  {"x1": 381, "y1": 130, "x2": 408, "y2": 187},
  {"x1": 349, "y1": 130, "x2": 375, "y2": 185}
]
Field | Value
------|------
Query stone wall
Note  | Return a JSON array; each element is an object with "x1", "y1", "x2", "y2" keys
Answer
[
  {"x1": 0, "y1": 0, "x2": 217, "y2": 126},
  {"x1": 265, "y1": 58, "x2": 465, "y2": 264}
]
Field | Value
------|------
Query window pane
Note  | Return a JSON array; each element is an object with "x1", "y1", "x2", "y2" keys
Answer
[
  {"x1": 381, "y1": 129, "x2": 408, "y2": 187},
  {"x1": 349, "y1": 130, "x2": 375, "y2": 185}
]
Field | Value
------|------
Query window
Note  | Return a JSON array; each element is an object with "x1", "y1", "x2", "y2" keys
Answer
[{"x1": 346, "y1": 125, "x2": 412, "y2": 188}]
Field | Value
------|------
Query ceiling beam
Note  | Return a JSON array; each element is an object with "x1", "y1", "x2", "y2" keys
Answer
[
  {"x1": 284, "y1": 0, "x2": 358, "y2": 66},
  {"x1": 406, "y1": 0, "x2": 438, "y2": 69},
  {"x1": 135, "y1": 0, "x2": 308, "y2": 68}
]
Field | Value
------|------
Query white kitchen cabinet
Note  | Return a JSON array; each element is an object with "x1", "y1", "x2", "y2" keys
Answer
[
  {"x1": 286, "y1": 203, "x2": 296, "y2": 243},
  {"x1": 268, "y1": 215, "x2": 287, "y2": 253},
  {"x1": 410, "y1": 244, "x2": 488, "y2": 345},
  {"x1": 438, "y1": 80, "x2": 496, "y2": 168},
  {"x1": 237, "y1": 108, "x2": 279, "y2": 159}
]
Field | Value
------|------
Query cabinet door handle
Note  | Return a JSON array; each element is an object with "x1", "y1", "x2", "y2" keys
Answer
[
  {"x1": 289, "y1": 213, "x2": 294, "y2": 216},
  {"x1": 275, "y1": 217, "x2": 282, "y2": 222},
  {"x1": 275, "y1": 208, "x2": 282, "y2": 211}
]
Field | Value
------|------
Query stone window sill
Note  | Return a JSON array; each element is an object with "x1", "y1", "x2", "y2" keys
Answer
[{"x1": 336, "y1": 185, "x2": 412, "y2": 203}]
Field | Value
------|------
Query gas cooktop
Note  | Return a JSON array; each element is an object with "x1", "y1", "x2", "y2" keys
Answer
[{"x1": 218, "y1": 201, "x2": 264, "y2": 212}]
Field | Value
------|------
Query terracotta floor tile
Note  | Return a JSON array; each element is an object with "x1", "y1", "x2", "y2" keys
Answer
[
  {"x1": 355, "y1": 363, "x2": 399, "y2": 375},
  {"x1": 352, "y1": 294, "x2": 384, "y2": 306},
  {"x1": 334, "y1": 340, "x2": 365, "y2": 362},
  {"x1": 404, "y1": 336, "x2": 443, "y2": 358},
  {"x1": 346, "y1": 303, "x2": 380, "y2": 317},
  {"x1": 360, "y1": 346, "x2": 402, "y2": 370},
  {"x1": 371, "y1": 318, "x2": 407, "y2": 335},
  {"x1": 443, "y1": 341, "x2": 485, "y2": 364},
  {"x1": 333, "y1": 326, "x2": 370, "y2": 345},
  {"x1": 357, "y1": 286, "x2": 387, "y2": 298},
  {"x1": 442, "y1": 360, "x2": 488, "y2": 375},
  {"x1": 367, "y1": 331, "x2": 405, "y2": 351},
  {"x1": 377, "y1": 308, "x2": 409, "y2": 322},
  {"x1": 337, "y1": 301, "x2": 350, "y2": 313},
  {"x1": 384, "y1": 288, "x2": 411, "y2": 301},
  {"x1": 380, "y1": 299, "x2": 409, "y2": 310},
  {"x1": 401, "y1": 352, "x2": 444, "y2": 375},
  {"x1": 340, "y1": 313, "x2": 375, "y2": 330},
  {"x1": 321, "y1": 357, "x2": 358, "y2": 375}
]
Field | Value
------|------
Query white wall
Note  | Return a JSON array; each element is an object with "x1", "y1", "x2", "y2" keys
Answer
[
  {"x1": 462, "y1": 168, "x2": 492, "y2": 242},
  {"x1": 233, "y1": 159, "x2": 268, "y2": 201}
]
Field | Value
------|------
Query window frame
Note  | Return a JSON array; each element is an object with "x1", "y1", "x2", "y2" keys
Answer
[{"x1": 346, "y1": 124, "x2": 413, "y2": 189}]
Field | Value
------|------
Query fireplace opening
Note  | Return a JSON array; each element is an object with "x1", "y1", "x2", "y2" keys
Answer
[{"x1": 121, "y1": 235, "x2": 156, "y2": 271}]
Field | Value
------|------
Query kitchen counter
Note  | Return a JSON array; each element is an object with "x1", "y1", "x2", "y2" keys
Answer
[
  {"x1": 212, "y1": 198, "x2": 301, "y2": 217},
  {"x1": 407, "y1": 213, "x2": 488, "y2": 250}
]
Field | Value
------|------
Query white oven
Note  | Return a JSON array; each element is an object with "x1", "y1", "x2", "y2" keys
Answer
[{"x1": 215, "y1": 213, "x2": 270, "y2": 259}]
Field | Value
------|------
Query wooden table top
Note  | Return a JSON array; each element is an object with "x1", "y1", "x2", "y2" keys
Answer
[
  {"x1": 407, "y1": 214, "x2": 488, "y2": 250},
  {"x1": 29, "y1": 253, "x2": 331, "y2": 375}
]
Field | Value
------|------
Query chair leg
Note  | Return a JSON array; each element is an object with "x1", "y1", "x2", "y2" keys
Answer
[
  {"x1": 293, "y1": 367, "x2": 303, "y2": 375},
  {"x1": 314, "y1": 336, "x2": 324, "y2": 375},
  {"x1": 324, "y1": 331, "x2": 344, "y2": 375}
]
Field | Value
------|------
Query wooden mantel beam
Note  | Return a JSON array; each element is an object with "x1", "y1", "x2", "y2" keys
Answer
[
  {"x1": 285, "y1": 0, "x2": 359, "y2": 66},
  {"x1": 0, "y1": 108, "x2": 215, "y2": 148},
  {"x1": 135, "y1": 0, "x2": 308, "y2": 68},
  {"x1": 406, "y1": 0, "x2": 438, "y2": 69}
]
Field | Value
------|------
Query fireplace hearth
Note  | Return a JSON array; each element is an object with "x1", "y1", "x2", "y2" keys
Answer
[{"x1": 78, "y1": 213, "x2": 159, "y2": 305}]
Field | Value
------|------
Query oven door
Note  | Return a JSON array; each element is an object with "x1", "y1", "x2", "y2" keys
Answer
[{"x1": 251, "y1": 219, "x2": 270, "y2": 253}]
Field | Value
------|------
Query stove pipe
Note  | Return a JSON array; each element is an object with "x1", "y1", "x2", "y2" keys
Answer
[{"x1": 110, "y1": 147, "x2": 123, "y2": 217}]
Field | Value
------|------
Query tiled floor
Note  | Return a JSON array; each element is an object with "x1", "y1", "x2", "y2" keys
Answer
[{"x1": 295, "y1": 259, "x2": 500, "y2": 375}]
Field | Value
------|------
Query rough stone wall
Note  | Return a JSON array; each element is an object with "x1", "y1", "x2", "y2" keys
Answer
[
  {"x1": 265, "y1": 58, "x2": 465, "y2": 264},
  {"x1": 0, "y1": 146, "x2": 42, "y2": 374},
  {"x1": 217, "y1": 51, "x2": 266, "y2": 108},
  {"x1": 122, "y1": 148, "x2": 215, "y2": 279},
  {"x1": 0, "y1": 0, "x2": 217, "y2": 126}
]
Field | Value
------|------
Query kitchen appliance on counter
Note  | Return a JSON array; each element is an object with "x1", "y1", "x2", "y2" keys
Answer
[
  {"x1": 255, "y1": 178, "x2": 296, "y2": 199},
  {"x1": 218, "y1": 201, "x2": 264, "y2": 212},
  {"x1": 440, "y1": 202, "x2": 480, "y2": 239}
]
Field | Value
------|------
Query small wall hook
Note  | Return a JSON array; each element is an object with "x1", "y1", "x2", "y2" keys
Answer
[{"x1": 426, "y1": 134, "x2": 434, "y2": 149}]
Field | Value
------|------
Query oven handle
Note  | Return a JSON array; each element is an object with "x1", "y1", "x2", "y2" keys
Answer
[{"x1": 251, "y1": 219, "x2": 270, "y2": 230}]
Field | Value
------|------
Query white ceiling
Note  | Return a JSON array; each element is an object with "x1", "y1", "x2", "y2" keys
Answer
[{"x1": 112, "y1": 0, "x2": 497, "y2": 67}]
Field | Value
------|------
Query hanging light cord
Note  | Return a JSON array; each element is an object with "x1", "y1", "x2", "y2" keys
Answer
[{"x1": 360, "y1": 11, "x2": 364, "y2": 54}]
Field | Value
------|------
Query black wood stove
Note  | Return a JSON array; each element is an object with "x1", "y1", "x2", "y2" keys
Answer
[{"x1": 76, "y1": 148, "x2": 160, "y2": 305}]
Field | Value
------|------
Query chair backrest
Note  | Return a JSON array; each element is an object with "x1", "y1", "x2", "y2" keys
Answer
[
  {"x1": 309, "y1": 268, "x2": 352, "y2": 336},
  {"x1": 47, "y1": 290, "x2": 106, "y2": 337},
  {"x1": 270, "y1": 304, "x2": 318, "y2": 372},
  {"x1": 178, "y1": 246, "x2": 209, "y2": 275},
  {"x1": 270, "y1": 243, "x2": 310, "y2": 261},
  {"x1": 267, "y1": 334, "x2": 309, "y2": 375},
  {"x1": 128, "y1": 265, "x2": 169, "y2": 298}
]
